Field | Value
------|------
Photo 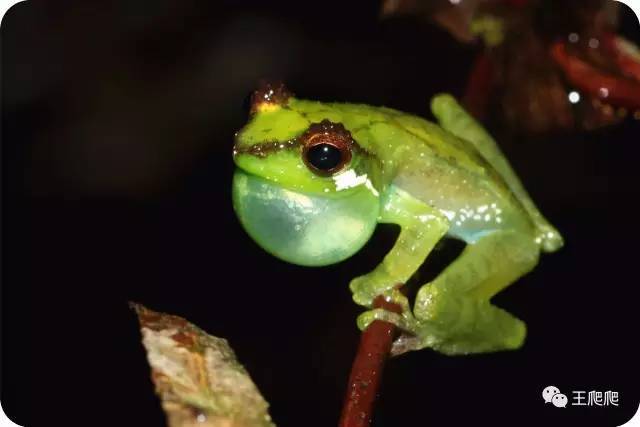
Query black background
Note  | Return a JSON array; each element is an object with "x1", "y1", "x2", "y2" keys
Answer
[{"x1": 2, "y1": 1, "x2": 639, "y2": 426}]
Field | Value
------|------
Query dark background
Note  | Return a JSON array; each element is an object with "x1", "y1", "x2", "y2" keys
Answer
[{"x1": 2, "y1": 1, "x2": 639, "y2": 426}]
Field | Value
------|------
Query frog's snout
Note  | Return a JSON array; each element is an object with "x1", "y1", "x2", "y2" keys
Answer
[{"x1": 232, "y1": 170, "x2": 378, "y2": 267}]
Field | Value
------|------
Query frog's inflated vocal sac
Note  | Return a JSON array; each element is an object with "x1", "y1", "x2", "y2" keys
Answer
[{"x1": 232, "y1": 82, "x2": 563, "y2": 355}]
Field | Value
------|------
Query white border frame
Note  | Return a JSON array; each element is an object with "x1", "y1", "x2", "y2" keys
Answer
[{"x1": 0, "y1": 0, "x2": 638, "y2": 426}]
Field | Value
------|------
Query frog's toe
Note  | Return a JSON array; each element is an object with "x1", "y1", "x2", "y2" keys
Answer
[
  {"x1": 349, "y1": 274, "x2": 397, "y2": 307},
  {"x1": 356, "y1": 308, "x2": 406, "y2": 331},
  {"x1": 536, "y1": 224, "x2": 564, "y2": 253},
  {"x1": 349, "y1": 276, "x2": 374, "y2": 306},
  {"x1": 494, "y1": 309, "x2": 527, "y2": 350}
]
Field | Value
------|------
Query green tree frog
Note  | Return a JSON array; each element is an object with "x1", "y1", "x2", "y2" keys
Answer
[{"x1": 232, "y1": 82, "x2": 563, "y2": 356}]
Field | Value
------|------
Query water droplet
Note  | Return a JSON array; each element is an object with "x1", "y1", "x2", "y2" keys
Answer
[
  {"x1": 599, "y1": 87, "x2": 609, "y2": 98},
  {"x1": 568, "y1": 91, "x2": 581, "y2": 104}
]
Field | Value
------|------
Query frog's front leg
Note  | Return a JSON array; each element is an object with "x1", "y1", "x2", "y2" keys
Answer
[{"x1": 349, "y1": 185, "x2": 449, "y2": 315}]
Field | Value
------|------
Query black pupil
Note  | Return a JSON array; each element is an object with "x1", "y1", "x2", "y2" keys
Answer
[{"x1": 307, "y1": 144, "x2": 342, "y2": 171}]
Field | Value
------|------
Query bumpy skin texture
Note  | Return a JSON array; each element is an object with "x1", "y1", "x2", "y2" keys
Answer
[{"x1": 232, "y1": 89, "x2": 563, "y2": 356}]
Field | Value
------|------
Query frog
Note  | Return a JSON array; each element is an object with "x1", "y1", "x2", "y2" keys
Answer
[{"x1": 232, "y1": 82, "x2": 563, "y2": 356}]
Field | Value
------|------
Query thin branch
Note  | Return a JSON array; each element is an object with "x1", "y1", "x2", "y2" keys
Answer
[{"x1": 338, "y1": 292, "x2": 403, "y2": 427}]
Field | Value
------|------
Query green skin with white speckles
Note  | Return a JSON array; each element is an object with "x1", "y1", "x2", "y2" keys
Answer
[{"x1": 232, "y1": 94, "x2": 563, "y2": 356}]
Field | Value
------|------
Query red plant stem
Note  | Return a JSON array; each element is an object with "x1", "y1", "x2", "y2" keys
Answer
[
  {"x1": 549, "y1": 40, "x2": 640, "y2": 109},
  {"x1": 463, "y1": 52, "x2": 494, "y2": 120},
  {"x1": 338, "y1": 292, "x2": 403, "y2": 427},
  {"x1": 603, "y1": 33, "x2": 640, "y2": 82}
]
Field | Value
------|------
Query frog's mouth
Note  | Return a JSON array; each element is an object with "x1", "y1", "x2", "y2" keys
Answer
[{"x1": 232, "y1": 170, "x2": 379, "y2": 267}]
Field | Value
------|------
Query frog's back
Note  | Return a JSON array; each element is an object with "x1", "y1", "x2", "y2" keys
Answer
[
  {"x1": 290, "y1": 98, "x2": 561, "y2": 249},
  {"x1": 324, "y1": 101, "x2": 537, "y2": 242},
  {"x1": 322, "y1": 102, "x2": 516, "y2": 192},
  {"x1": 317, "y1": 102, "x2": 503, "y2": 179}
]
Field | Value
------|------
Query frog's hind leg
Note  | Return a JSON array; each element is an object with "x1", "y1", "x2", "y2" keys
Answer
[
  {"x1": 430, "y1": 94, "x2": 563, "y2": 253},
  {"x1": 404, "y1": 230, "x2": 540, "y2": 355}
]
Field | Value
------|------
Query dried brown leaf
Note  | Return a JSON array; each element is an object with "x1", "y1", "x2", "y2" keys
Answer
[{"x1": 132, "y1": 303, "x2": 275, "y2": 427}]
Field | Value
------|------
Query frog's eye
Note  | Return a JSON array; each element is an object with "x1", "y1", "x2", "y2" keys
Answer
[{"x1": 301, "y1": 120, "x2": 353, "y2": 176}]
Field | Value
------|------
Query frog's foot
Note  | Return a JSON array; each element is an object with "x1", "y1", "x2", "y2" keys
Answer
[
  {"x1": 357, "y1": 308, "x2": 409, "y2": 332},
  {"x1": 397, "y1": 286, "x2": 526, "y2": 356},
  {"x1": 354, "y1": 286, "x2": 525, "y2": 357},
  {"x1": 354, "y1": 286, "x2": 415, "y2": 320},
  {"x1": 391, "y1": 230, "x2": 538, "y2": 356},
  {"x1": 349, "y1": 271, "x2": 400, "y2": 308},
  {"x1": 355, "y1": 289, "x2": 418, "y2": 332}
]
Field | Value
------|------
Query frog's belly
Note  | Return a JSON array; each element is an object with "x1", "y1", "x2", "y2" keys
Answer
[{"x1": 393, "y1": 166, "x2": 533, "y2": 244}]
